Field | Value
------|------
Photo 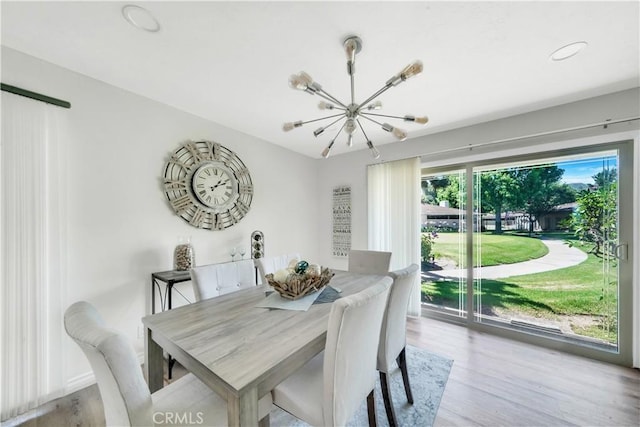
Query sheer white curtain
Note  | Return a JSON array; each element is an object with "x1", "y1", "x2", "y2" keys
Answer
[
  {"x1": 368, "y1": 157, "x2": 421, "y2": 316},
  {"x1": 1, "y1": 92, "x2": 67, "y2": 420}
]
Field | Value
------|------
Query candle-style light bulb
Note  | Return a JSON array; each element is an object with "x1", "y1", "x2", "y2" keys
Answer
[
  {"x1": 403, "y1": 115, "x2": 429, "y2": 125},
  {"x1": 344, "y1": 36, "x2": 360, "y2": 76},
  {"x1": 282, "y1": 121, "x2": 302, "y2": 132},
  {"x1": 400, "y1": 60, "x2": 423, "y2": 80},
  {"x1": 318, "y1": 101, "x2": 335, "y2": 110},
  {"x1": 382, "y1": 123, "x2": 408, "y2": 141},
  {"x1": 321, "y1": 140, "x2": 335, "y2": 158},
  {"x1": 392, "y1": 127, "x2": 408, "y2": 141},
  {"x1": 366, "y1": 140, "x2": 380, "y2": 159},
  {"x1": 366, "y1": 101, "x2": 382, "y2": 110},
  {"x1": 386, "y1": 60, "x2": 424, "y2": 87},
  {"x1": 313, "y1": 127, "x2": 325, "y2": 137},
  {"x1": 288, "y1": 71, "x2": 314, "y2": 91},
  {"x1": 347, "y1": 134, "x2": 353, "y2": 147},
  {"x1": 345, "y1": 118, "x2": 356, "y2": 134}
]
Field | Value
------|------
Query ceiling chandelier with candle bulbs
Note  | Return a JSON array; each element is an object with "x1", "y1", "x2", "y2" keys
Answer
[{"x1": 283, "y1": 35, "x2": 428, "y2": 159}]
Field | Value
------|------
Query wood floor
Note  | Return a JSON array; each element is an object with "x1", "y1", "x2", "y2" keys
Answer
[{"x1": 4, "y1": 316, "x2": 639, "y2": 426}]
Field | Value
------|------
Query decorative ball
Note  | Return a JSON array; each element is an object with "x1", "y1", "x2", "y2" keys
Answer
[
  {"x1": 306, "y1": 264, "x2": 321, "y2": 276},
  {"x1": 295, "y1": 260, "x2": 309, "y2": 274},
  {"x1": 288, "y1": 258, "x2": 300, "y2": 269},
  {"x1": 273, "y1": 268, "x2": 290, "y2": 283}
]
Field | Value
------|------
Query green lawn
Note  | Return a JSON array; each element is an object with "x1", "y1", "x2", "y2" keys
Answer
[
  {"x1": 422, "y1": 243, "x2": 618, "y2": 343},
  {"x1": 430, "y1": 232, "x2": 549, "y2": 267}
]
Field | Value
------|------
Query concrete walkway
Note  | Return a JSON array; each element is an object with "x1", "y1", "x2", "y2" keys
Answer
[{"x1": 423, "y1": 238, "x2": 588, "y2": 280}]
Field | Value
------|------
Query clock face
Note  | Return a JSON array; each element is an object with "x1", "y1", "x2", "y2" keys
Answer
[
  {"x1": 192, "y1": 164, "x2": 237, "y2": 210},
  {"x1": 162, "y1": 140, "x2": 253, "y2": 230}
]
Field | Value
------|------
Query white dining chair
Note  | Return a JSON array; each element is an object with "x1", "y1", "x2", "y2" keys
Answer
[
  {"x1": 378, "y1": 263, "x2": 420, "y2": 427},
  {"x1": 254, "y1": 253, "x2": 301, "y2": 285},
  {"x1": 272, "y1": 277, "x2": 392, "y2": 427},
  {"x1": 190, "y1": 258, "x2": 256, "y2": 301},
  {"x1": 64, "y1": 301, "x2": 272, "y2": 427},
  {"x1": 348, "y1": 249, "x2": 392, "y2": 275}
]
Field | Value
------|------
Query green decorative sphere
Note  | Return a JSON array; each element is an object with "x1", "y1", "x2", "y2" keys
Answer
[{"x1": 295, "y1": 260, "x2": 309, "y2": 274}]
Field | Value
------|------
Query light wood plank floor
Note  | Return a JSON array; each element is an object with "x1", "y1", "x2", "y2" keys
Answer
[{"x1": 4, "y1": 316, "x2": 639, "y2": 426}]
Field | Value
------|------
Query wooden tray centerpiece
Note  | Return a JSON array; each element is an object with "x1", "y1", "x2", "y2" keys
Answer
[{"x1": 266, "y1": 260, "x2": 334, "y2": 300}]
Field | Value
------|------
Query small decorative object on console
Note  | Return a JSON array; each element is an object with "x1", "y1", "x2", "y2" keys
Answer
[
  {"x1": 267, "y1": 262, "x2": 334, "y2": 300},
  {"x1": 174, "y1": 237, "x2": 195, "y2": 271},
  {"x1": 251, "y1": 230, "x2": 264, "y2": 259}
]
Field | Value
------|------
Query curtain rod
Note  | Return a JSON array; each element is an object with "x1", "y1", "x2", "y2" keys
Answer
[
  {"x1": 422, "y1": 116, "x2": 639, "y2": 157},
  {"x1": 1, "y1": 83, "x2": 71, "y2": 109}
]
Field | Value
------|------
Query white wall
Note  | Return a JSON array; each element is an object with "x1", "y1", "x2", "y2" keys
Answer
[{"x1": 1, "y1": 47, "x2": 320, "y2": 390}]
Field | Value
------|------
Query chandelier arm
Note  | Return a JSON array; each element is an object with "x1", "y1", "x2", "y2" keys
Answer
[
  {"x1": 360, "y1": 112, "x2": 407, "y2": 121},
  {"x1": 356, "y1": 84, "x2": 393, "y2": 110},
  {"x1": 296, "y1": 113, "x2": 346, "y2": 126},
  {"x1": 359, "y1": 114, "x2": 386, "y2": 127},
  {"x1": 356, "y1": 119, "x2": 370, "y2": 141},
  {"x1": 315, "y1": 115, "x2": 348, "y2": 137},
  {"x1": 332, "y1": 121, "x2": 348, "y2": 142},
  {"x1": 317, "y1": 89, "x2": 349, "y2": 109}
]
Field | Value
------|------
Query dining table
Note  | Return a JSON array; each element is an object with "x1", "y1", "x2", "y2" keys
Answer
[{"x1": 142, "y1": 269, "x2": 387, "y2": 427}]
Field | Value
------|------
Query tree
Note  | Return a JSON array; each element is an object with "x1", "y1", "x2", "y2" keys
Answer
[
  {"x1": 572, "y1": 181, "x2": 617, "y2": 256},
  {"x1": 478, "y1": 170, "x2": 518, "y2": 233},
  {"x1": 436, "y1": 175, "x2": 463, "y2": 208},
  {"x1": 511, "y1": 165, "x2": 576, "y2": 235},
  {"x1": 422, "y1": 176, "x2": 450, "y2": 205},
  {"x1": 593, "y1": 168, "x2": 617, "y2": 189}
]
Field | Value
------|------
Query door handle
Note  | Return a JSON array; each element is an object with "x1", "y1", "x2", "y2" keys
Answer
[{"x1": 613, "y1": 242, "x2": 628, "y2": 261}]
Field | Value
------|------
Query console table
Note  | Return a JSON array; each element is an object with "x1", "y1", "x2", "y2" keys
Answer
[
  {"x1": 150, "y1": 269, "x2": 192, "y2": 378},
  {"x1": 151, "y1": 269, "x2": 192, "y2": 314}
]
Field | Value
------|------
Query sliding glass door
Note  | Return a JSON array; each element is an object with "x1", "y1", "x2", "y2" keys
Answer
[
  {"x1": 421, "y1": 142, "x2": 633, "y2": 363},
  {"x1": 420, "y1": 170, "x2": 467, "y2": 317}
]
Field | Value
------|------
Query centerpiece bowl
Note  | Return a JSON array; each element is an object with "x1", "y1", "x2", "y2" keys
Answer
[{"x1": 266, "y1": 266, "x2": 334, "y2": 300}]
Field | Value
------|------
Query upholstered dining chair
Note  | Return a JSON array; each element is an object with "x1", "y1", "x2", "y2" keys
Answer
[
  {"x1": 190, "y1": 258, "x2": 256, "y2": 301},
  {"x1": 272, "y1": 277, "x2": 393, "y2": 427},
  {"x1": 64, "y1": 301, "x2": 272, "y2": 427},
  {"x1": 254, "y1": 253, "x2": 300, "y2": 285},
  {"x1": 348, "y1": 249, "x2": 392, "y2": 275},
  {"x1": 378, "y1": 263, "x2": 420, "y2": 427}
]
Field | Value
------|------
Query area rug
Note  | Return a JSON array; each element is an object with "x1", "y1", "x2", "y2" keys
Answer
[{"x1": 269, "y1": 345, "x2": 453, "y2": 427}]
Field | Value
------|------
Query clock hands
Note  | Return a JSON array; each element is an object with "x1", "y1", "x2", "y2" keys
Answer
[{"x1": 210, "y1": 178, "x2": 229, "y2": 191}]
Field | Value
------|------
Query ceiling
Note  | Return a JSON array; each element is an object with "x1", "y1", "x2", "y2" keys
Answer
[{"x1": 2, "y1": 1, "x2": 638, "y2": 159}]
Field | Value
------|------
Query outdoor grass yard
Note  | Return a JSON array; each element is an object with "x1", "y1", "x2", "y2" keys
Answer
[
  {"x1": 431, "y1": 232, "x2": 549, "y2": 267},
  {"x1": 423, "y1": 234, "x2": 618, "y2": 344}
]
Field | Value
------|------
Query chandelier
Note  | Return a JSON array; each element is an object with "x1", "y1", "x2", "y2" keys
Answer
[{"x1": 283, "y1": 35, "x2": 428, "y2": 159}]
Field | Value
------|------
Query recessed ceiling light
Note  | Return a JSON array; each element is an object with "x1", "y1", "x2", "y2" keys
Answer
[
  {"x1": 549, "y1": 41, "x2": 588, "y2": 61},
  {"x1": 122, "y1": 5, "x2": 160, "y2": 33}
]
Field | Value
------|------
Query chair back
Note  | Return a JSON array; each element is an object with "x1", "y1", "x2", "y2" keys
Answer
[
  {"x1": 348, "y1": 249, "x2": 392, "y2": 275},
  {"x1": 190, "y1": 259, "x2": 256, "y2": 301},
  {"x1": 64, "y1": 301, "x2": 152, "y2": 427},
  {"x1": 254, "y1": 253, "x2": 300, "y2": 285},
  {"x1": 322, "y1": 277, "x2": 392, "y2": 426},
  {"x1": 378, "y1": 264, "x2": 420, "y2": 372}
]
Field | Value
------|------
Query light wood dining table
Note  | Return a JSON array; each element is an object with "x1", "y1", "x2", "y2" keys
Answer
[{"x1": 142, "y1": 270, "x2": 387, "y2": 427}]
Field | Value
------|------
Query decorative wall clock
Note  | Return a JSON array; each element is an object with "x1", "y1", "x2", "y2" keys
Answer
[{"x1": 162, "y1": 140, "x2": 253, "y2": 230}]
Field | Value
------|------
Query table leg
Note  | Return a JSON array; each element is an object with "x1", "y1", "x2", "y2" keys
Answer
[
  {"x1": 151, "y1": 275, "x2": 156, "y2": 315},
  {"x1": 167, "y1": 282, "x2": 174, "y2": 379},
  {"x1": 227, "y1": 386, "x2": 261, "y2": 427},
  {"x1": 144, "y1": 327, "x2": 163, "y2": 393}
]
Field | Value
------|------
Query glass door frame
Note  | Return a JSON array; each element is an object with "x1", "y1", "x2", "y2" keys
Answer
[{"x1": 421, "y1": 140, "x2": 634, "y2": 366}]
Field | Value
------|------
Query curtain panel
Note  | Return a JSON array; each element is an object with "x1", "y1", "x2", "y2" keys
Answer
[
  {"x1": 1, "y1": 92, "x2": 67, "y2": 420},
  {"x1": 367, "y1": 157, "x2": 421, "y2": 316}
]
